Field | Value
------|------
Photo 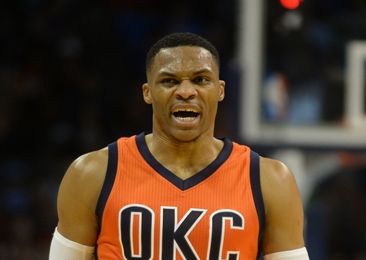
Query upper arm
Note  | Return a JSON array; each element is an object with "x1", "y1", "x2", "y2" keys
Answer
[
  {"x1": 57, "y1": 148, "x2": 108, "y2": 246},
  {"x1": 260, "y1": 157, "x2": 305, "y2": 254}
]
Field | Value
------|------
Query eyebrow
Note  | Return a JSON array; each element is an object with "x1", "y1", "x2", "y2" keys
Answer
[
  {"x1": 157, "y1": 71, "x2": 176, "y2": 77},
  {"x1": 192, "y1": 69, "x2": 213, "y2": 75},
  {"x1": 158, "y1": 68, "x2": 213, "y2": 77}
]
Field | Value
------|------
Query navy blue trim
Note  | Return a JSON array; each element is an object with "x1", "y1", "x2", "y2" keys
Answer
[
  {"x1": 94, "y1": 249, "x2": 98, "y2": 260},
  {"x1": 136, "y1": 132, "x2": 233, "y2": 191},
  {"x1": 250, "y1": 150, "x2": 265, "y2": 258},
  {"x1": 95, "y1": 142, "x2": 118, "y2": 227}
]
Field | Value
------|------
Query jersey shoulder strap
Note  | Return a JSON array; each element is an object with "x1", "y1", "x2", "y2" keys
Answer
[
  {"x1": 95, "y1": 141, "x2": 118, "y2": 226},
  {"x1": 250, "y1": 149, "x2": 265, "y2": 255}
]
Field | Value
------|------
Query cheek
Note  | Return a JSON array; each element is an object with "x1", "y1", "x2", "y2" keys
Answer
[
  {"x1": 207, "y1": 92, "x2": 221, "y2": 106},
  {"x1": 209, "y1": 97, "x2": 220, "y2": 114},
  {"x1": 151, "y1": 99, "x2": 169, "y2": 117},
  {"x1": 153, "y1": 91, "x2": 174, "y2": 110}
]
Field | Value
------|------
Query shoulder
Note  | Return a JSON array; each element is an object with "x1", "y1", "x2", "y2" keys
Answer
[
  {"x1": 57, "y1": 147, "x2": 109, "y2": 244},
  {"x1": 259, "y1": 156, "x2": 305, "y2": 253},
  {"x1": 260, "y1": 157, "x2": 294, "y2": 185},
  {"x1": 259, "y1": 156, "x2": 301, "y2": 214},
  {"x1": 61, "y1": 148, "x2": 108, "y2": 193}
]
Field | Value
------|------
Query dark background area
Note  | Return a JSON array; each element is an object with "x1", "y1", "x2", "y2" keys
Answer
[
  {"x1": 264, "y1": 0, "x2": 366, "y2": 125},
  {"x1": 0, "y1": 0, "x2": 365, "y2": 259},
  {"x1": 0, "y1": 1, "x2": 238, "y2": 258}
]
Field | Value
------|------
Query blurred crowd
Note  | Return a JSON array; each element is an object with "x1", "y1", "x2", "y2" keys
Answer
[
  {"x1": 0, "y1": 1, "x2": 238, "y2": 258},
  {"x1": 264, "y1": 0, "x2": 366, "y2": 124},
  {"x1": 0, "y1": 1, "x2": 365, "y2": 259}
]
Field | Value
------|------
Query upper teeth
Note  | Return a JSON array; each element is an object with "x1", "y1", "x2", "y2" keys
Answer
[{"x1": 173, "y1": 109, "x2": 198, "y2": 113}]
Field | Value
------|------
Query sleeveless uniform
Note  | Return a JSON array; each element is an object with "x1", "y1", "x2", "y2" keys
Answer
[{"x1": 96, "y1": 133, "x2": 265, "y2": 260}]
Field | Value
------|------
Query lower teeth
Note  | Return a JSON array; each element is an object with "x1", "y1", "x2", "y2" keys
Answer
[{"x1": 176, "y1": 117, "x2": 196, "y2": 121}]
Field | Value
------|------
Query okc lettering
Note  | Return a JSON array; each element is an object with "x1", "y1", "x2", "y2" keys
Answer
[{"x1": 118, "y1": 204, "x2": 245, "y2": 260}]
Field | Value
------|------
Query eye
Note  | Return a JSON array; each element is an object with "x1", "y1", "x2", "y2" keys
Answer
[
  {"x1": 192, "y1": 76, "x2": 210, "y2": 85},
  {"x1": 160, "y1": 78, "x2": 179, "y2": 87}
]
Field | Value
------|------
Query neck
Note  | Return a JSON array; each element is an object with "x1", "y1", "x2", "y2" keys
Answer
[{"x1": 145, "y1": 133, "x2": 224, "y2": 180}]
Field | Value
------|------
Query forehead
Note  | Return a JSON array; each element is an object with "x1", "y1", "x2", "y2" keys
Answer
[{"x1": 149, "y1": 46, "x2": 218, "y2": 76}]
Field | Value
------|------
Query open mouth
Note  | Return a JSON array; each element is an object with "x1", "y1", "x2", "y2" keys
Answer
[{"x1": 172, "y1": 109, "x2": 200, "y2": 121}]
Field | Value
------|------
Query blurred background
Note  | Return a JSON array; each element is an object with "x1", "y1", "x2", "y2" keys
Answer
[{"x1": 0, "y1": 0, "x2": 365, "y2": 259}]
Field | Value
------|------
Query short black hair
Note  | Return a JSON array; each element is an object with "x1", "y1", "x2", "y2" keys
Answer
[{"x1": 146, "y1": 32, "x2": 220, "y2": 72}]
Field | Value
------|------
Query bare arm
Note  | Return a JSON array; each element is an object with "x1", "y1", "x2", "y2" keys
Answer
[
  {"x1": 260, "y1": 157, "x2": 305, "y2": 254},
  {"x1": 56, "y1": 148, "x2": 108, "y2": 246}
]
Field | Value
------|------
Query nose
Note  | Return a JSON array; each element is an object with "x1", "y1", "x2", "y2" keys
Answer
[{"x1": 175, "y1": 79, "x2": 197, "y2": 100}]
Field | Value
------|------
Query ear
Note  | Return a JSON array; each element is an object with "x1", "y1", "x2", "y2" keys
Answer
[
  {"x1": 142, "y1": 83, "x2": 152, "y2": 104},
  {"x1": 218, "y1": 80, "x2": 225, "y2": 101}
]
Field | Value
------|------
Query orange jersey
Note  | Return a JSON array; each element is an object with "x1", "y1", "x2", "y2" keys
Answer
[{"x1": 96, "y1": 133, "x2": 264, "y2": 260}]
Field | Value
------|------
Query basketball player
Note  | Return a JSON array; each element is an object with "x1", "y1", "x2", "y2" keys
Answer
[{"x1": 49, "y1": 32, "x2": 309, "y2": 259}]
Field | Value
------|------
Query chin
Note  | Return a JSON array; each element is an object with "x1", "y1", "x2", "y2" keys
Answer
[{"x1": 170, "y1": 129, "x2": 201, "y2": 143}]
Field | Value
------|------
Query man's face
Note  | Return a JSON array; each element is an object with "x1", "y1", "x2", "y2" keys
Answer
[{"x1": 143, "y1": 46, "x2": 225, "y2": 142}]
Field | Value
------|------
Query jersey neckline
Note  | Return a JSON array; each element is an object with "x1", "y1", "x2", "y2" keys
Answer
[{"x1": 135, "y1": 132, "x2": 233, "y2": 191}]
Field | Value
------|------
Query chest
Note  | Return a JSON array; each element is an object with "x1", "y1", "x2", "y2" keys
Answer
[{"x1": 98, "y1": 160, "x2": 260, "y2": 259}]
